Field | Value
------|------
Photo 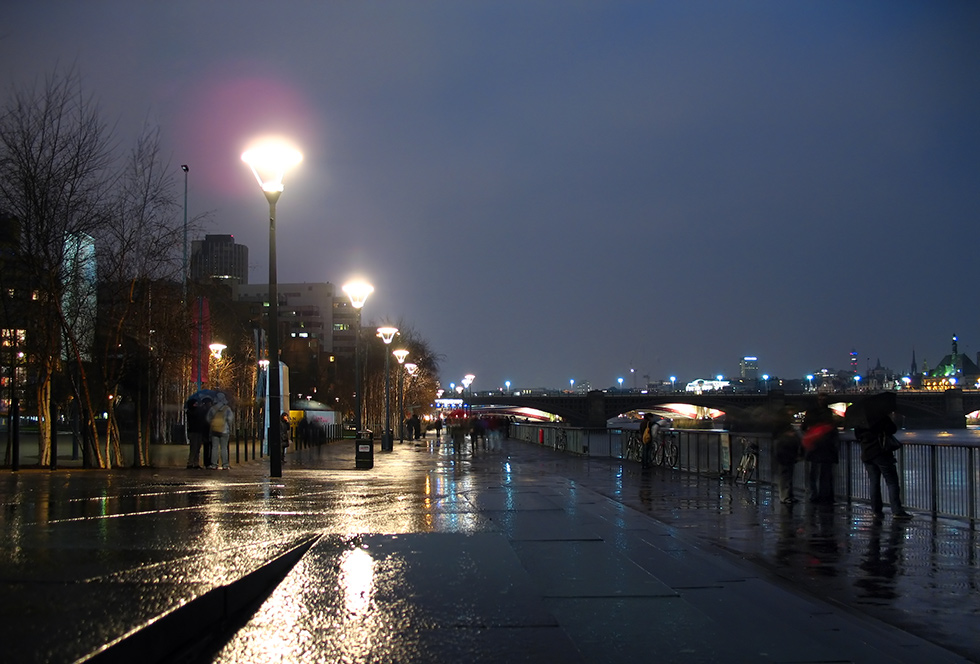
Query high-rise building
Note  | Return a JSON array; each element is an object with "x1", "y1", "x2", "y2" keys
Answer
[
  {"x1": 235, "y1": 282, "x2": 337, "y2": 398},
  {"x1": 190, "y1": 234, "x2": 248, "y2": 285},
  {"x1": 739, "y1": 356, "x2": 759, "y2": 379}
]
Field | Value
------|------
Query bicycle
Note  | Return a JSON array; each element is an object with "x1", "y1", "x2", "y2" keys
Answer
[
  {"x1": 624, "y1": 430, "x2": 642, "y2": 462},
  {"x1": 733, "y1": 437, "x2": 759, "y2": 484},
  {"x1": 555, "y1": 428, "x2": 567, "y2": 452},
  {"x1": 653, "y1": 431, "x2": 678, "y2": 467}
]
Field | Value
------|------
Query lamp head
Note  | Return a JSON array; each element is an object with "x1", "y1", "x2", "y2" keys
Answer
[
  {"x1": 393, "y1": 349, "x2": 409, "y2": 364},
  {"x1": 377, "y1": 326, "x2": 398, "y2": 344},
  {"x1": 405, "y1": 362, "x2": 418, "y2": 375},
  {"x1": 181, "y1": 164, "x2": 189, "y2": 173},
  {"x1": 343, "y1": 281, "x2": 374, "y2": 309},
  {"x1": 241, "y1": 138, "x2": 302, "y2": 195},
  {"x1": 209, "y1": 342, "x2": 227, "y2": 359}
]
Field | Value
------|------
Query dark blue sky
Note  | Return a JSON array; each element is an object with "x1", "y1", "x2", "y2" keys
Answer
[{"x1": 3, "y1": 2, "x2": 978, "y2": 391}]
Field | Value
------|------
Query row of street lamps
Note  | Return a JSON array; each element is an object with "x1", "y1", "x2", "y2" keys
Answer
[{"x1": 240, "y1": 139, "x2": 421, "y2": 476}]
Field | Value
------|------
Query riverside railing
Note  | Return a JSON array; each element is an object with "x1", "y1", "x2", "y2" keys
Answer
[{"x1": 512, "y1": 422, "x2": 979, "y2": 524}]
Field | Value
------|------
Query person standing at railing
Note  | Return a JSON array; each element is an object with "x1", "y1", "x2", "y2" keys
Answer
[
  {"x1": 856, "y1": 414, "x2": 911, "y2": 519},
  {"x1": 640, "y1": 413, "x2": 659, "y2": 469}
]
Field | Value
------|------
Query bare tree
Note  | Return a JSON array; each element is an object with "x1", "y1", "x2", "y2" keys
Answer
[{"x1": 0, "y1": 67, "x2": 113, "y2": 465}]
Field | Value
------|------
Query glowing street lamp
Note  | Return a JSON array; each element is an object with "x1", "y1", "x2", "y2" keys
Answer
[
  {"x1": 505, "y1": 380, "x2": 511, "y2": 394},
  {"x1": 242, "y1": 138, "x2": 302, "y2": 478},
  {"x1": 806, "y1": 374, "x2": 814, "y2": 391},
  {"x1": 377, "y1": 326, "x2": 398, "y2": 451},
  {"x1": 209, "y1": 342, "x2": 226, "y2": 388},
  {"x1": 618, "y1": 377, "x2": 624, "y2": 390},
  {"x1": 393, "y1": 349, "x2": 409, "y2": 442},
  {"x1": 343, "y1": 280, "x2": 373, "y2": 431},
  {"x1": 762, "y1": 374, "x2": 770, "y2": 393},
  {"x1": 670, "y1": 376, "x2": 676, "y2": 391}
]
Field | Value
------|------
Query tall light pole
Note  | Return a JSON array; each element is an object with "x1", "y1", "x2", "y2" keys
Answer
[
  {"x1": 377, "y1": 326, "x2": 398, "y2": 451},
  {"x1": 181, "y1": 165, "x2": 189, "y2": 305},
  {"x1": 343, "y1": 280, "x2": 373, "y2": 432},
  {"x1": 242, "y1": 139, "x2": 302, "y2": 478},
  {"x1": 393, "y1": 349, "x2": 409, "y2": 442}
]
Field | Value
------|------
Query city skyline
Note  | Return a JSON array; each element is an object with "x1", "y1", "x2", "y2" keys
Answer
[{"x1": 2, "y1": 3, "x2": 977, "y2": 390}]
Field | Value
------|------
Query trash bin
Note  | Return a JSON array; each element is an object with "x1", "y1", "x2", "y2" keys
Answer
[{"x1": 355, "y1": 430, "x2": 374, "y2": 469}]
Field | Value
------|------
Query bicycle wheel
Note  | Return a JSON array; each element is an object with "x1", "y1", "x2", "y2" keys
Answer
[
  {"x1": 653, "y1": 443, "x2": 665, "y2": 466},
  {"x1": 665, "y1": 442, "x2": 678, "y2": 468}
]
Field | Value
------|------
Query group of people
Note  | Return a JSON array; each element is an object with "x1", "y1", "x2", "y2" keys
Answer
[
  {"x1": 184, "y1": 394, "x2": 293, "y2": 470},
  {"x1": 771, "y1": 394, "x2": 910, "y2": 518},
  {"x1": 184, "y1": 392, "x2": 235, "y2": 470}
]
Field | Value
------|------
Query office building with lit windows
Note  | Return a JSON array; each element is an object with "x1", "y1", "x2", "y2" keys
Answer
[{"x1": 190, "y1": 234, "x2": 249, "y2": 285}]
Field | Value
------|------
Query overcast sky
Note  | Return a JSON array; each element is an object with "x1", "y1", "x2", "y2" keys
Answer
[{"x1": 3, "y1": 2, "x2": 978, "y2": 391}]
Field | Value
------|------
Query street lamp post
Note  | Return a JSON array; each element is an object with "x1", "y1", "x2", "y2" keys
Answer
[
  {"x1": 377, "y1": 326, "x2": 398, "y2": 451},
  {"x1": 670, "y1": 376, "x2": 676, "y2": 392},
  {"x1": 343, "y1": 281, "x2": 373, "y2": 432},
  {"x1": 181, "y1": 165, "x2": 189, "y2": 305},
  {"x1": 393, "y1": 349, "x2": 409, "y2": 442},
  {"x1": 242, "y1": 140, "x2": 302, "y2": 478}
]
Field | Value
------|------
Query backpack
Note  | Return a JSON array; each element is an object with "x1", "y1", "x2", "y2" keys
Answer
[
  {"x1": 210, "y1": 405, "x2": 227, "y2": 433},
  {"x1": 642, "y1": 424, "x2": 652, "y2": 444}
]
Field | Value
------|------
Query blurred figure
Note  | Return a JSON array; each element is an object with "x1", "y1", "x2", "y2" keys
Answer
[
  {"x1": 773, "y1": 406, "x2": 802, "y2": 504},
  {"x1": 207, "y1": 393, "x2": 234, "y2": 470},
  {"x1": 801, "y1": 394, "x2": 839, "y2": 504},
  {"x1": 640, "y1": 413, "x2": 659, "y2": 469},
  {"x1": 434, "y1": 417, "x2": 443, "y2": 440},
  {"x1": 280, "y1": 412, "x2": 291, "y2": 464}
]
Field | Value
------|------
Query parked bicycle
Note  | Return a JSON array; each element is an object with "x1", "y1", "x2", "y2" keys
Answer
[
  {"x1": 733, "y1": 437, "x2": 759, "y2": 484},
  {"x1": 653, "y1": 430, "x2": 678, "y2": 467},
  {"x1": 624, "y1": 430, "x2": 642, "y2": 462},
  {"x1": 555, "y1": 428, "x2": 567, "y2": 452}
]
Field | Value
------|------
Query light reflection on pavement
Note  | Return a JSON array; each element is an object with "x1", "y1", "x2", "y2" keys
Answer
[{"x1": 0, "y1": 435, "x2": 977, "y2": 663}]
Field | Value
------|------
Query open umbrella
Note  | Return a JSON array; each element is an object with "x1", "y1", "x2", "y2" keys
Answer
[
  {"x1": 188, "y1": 388, "x2": 217, "y2": 403},
  {"x1": 844, "y1": 391, "x2": 897, "y2": 430}
]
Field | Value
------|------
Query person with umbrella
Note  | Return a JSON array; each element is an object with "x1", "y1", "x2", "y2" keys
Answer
[
  {"x1": 207, "y1": 392, "x2": 234, "y2": 470},
  {"x1": 185, "y1": 390, "x2": 215, "y2": 469},
  {"x1": 850, "y1": 393, "x2": 911, "y2": 519}
]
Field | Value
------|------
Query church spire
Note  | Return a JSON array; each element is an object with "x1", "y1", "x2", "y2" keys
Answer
[{"x1": 911, "y1": 348, "x2": 917, "y2": 376}]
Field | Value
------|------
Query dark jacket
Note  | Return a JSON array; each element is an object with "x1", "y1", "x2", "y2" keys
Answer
[
  {"x1": 772, "y1": 408, "x2": 802, "y2": 465},
  {"x1": 185, "y1": 398, "x2": 212, "y2": 436},
  {"x1": 857, "y1": 417, "x2": 898, "y2": 463}
]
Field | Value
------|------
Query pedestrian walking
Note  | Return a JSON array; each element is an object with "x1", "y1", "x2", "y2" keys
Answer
[
  {"x1": 207, "y1": 393, "x2": 234, "y2": 470},
  {"x1": 280, "y1": 412, "x2": 291, "y2": 464},
  {"x1": 773, "y1": 406, "x2": 802, "y2": 504},
  {"x1": 801, "y1": 394, "x2": 839, "y2": 504}
]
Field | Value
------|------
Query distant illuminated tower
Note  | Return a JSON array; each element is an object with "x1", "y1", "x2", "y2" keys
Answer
[
  {"x1": 739, "y1": 356, "x2": 759, "y2": 379},
  {"x1": 910, "y1": 349, "x2": 917, "y2": 376},
  {"x1": 850, "y1": 349, "x2": 858, "y2": 372}
]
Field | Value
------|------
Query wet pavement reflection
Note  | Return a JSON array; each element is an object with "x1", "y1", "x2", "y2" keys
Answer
[{"x1": 0, "y1": 435, "x2": 977, "y2": 662}]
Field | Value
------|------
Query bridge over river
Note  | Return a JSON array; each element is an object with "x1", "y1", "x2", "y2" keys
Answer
[{"x1": 465, "y1": 388, "x2": 979, "y2": 429}]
